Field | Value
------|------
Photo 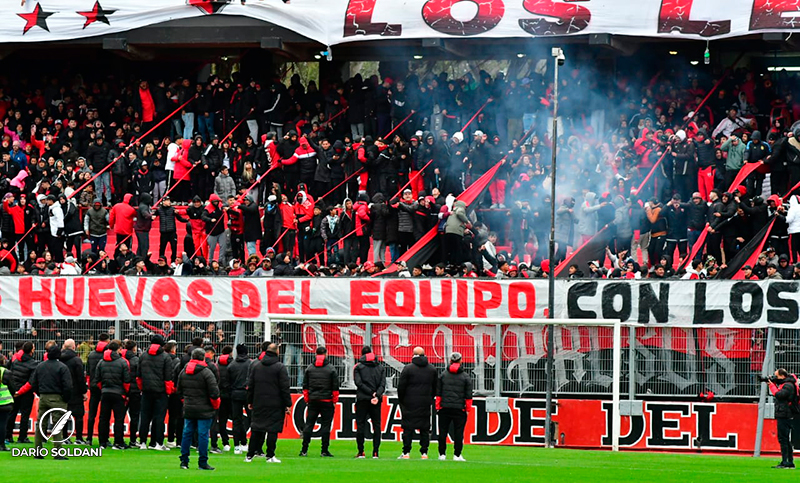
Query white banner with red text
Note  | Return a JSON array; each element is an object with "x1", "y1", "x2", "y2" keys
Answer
[
  {"x1": 6, "y1": 277, "x2": 800, "y2": 326},
  {"x1": 2, "y1": 1, "x2": 799, "y2": 47}
]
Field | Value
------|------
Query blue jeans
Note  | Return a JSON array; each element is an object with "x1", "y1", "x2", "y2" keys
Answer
[
  {"x1": 94, "y1": 172, "x2": 112, "y2": 202},
  {"x1": 283, "y1": 344, "x2": 304, "y2": 387},
  {"x1": 180, "y1": 418, "x2": 212, "y2": 467},
  {"x1": 197, "y1": 114, "x2": 215, "y2": 142},
  {"x1": 182, "y1": 112, "x2": 195, "y2": 140},
  {"x1": 246, "y1": 241, "x2": 258, "y2": 257},
  {"x1": 171, "y1": 118, "x2": 182, "y2": 140},
  {"x1": 90, "y1": 235, "x2": 107, "y2": 255}
]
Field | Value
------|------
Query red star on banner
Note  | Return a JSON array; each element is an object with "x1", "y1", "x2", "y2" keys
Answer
[
  {"x1": 188, "y1": 0, "x2": 228, "y2": 15},
  {"x1": 77, "y1": 1, "x2": 116, "y2": 29},
  {"x1": 18, "y1": 2, "x2": 55, "y2": 34}
]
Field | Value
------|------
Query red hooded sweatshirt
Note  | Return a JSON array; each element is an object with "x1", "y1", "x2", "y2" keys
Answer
[
  {"x1": 172, "y1": 139, "x2": 193, "y2": 181},
  {"x1": 293, "y1": 191, "x2": 314, "y2": 225},
  {"x1": 2, "y1": 198, "x2": 24, "y2": 235},
  {"x1": 109, "y1": 193, "x2": 136, "y2": 236}
]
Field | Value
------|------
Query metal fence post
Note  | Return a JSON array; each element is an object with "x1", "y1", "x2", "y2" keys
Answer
[
  {"x1": 365, "y1": 322, "x2": 372, "y2": 349},
  {"x1": 754, "y1": 327, "x2": 776, "y2": 458},
  {"x1": 233, "y1": 321, "x2": 243, "y2": 357},
  {"x1": 114, "y1": 319, "x2": 122, "y2": 341},
  {"x1": 495, "y1": 324, "x2": 502, "y2": 397},
  {"x1": 628, "y1": 326, "x2": 635, "y2": 400}
]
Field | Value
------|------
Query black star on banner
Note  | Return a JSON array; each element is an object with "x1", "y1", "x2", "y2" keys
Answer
[
  {"x1": 18, "y1": 2, "x2": 55, "y2": 35},
  {"x1": 77, "y1": 1, "x2": 116, "y2": 29},
  {"x1": 188, "y1": 0, "x2": 229, "y2": 15}
]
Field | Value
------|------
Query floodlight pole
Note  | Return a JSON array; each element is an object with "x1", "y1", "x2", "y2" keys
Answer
[{"x1": 545, "y1": 47, "x2": 562, "y2": 450}]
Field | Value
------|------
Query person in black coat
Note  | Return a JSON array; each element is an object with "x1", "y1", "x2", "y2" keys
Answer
[
  {"x1": 123, "y1": 340, "x2": 142, "y2": 447},
  {"x1": 300, "y1": 346, "x2": 339, "y2": 457},
  {"x1": 177, "y1": 348, "x2": 220, "y2": 471},
  {"x1": 137, "y1": 334, "x2": 175, "y2": 450},
  {"x1": 30, "y1": 346, "x2": 72, "y2": 458},
  {"x1": 436, "y1": 352, "x2": 473, "y2": 461},
  {"x1": 60, "y1": 339, "x2": 88, "y2": 445},
  {"x1": 0, "y1": 355, "x2": 15, "y2": 451},
  {"x1": 85, "y1": 333, "x2": 109, "y2": 445},
  {"x1": 246, "y1": 343, "x2": 291, "y2": 463},
  {"x1": 768, "y1": 369, "x2": 799, "y2": 469},
  {"x1": 227, "y1": 344, "x2": 252, "y2": 453},
  {"x1": 6, "y1": 341, "x2": 38, "y2": 445},
  {"x1": 215, "y1": 346, "x2": 233, "y2": 452},
  {"x1": 354, "y1": 346, "x2": 385, "y2": 458},
  {"x1": 95, "y1": 341, "x2": 131, "y2": 449},
  {"x1": 397, "y1": 346, "x2": 438, "y2": 459}
]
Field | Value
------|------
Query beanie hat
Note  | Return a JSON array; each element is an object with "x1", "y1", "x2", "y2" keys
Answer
[{"x1": 150, "y1": 334, "x2": 165, "y2": 346}]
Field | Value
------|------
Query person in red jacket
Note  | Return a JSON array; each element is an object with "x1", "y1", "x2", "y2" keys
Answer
[
  {"x1": 352, "y1": 193, "x2": 371, "y2": 264},
  {"x1": 171, "y1": 137, "x2": 194, "y2": 203},
  {"x1": 109, "y1": 193, "x2": 136, "y2": 255},
  {"x1": 2, "y1": 192, "x2": 25, "y2": 260},
  {"x1": 279, "y1": 194, "x2": 297, "y2": 256},
  {"x1": 186, "y1": 196, "x2": 208, "y2": 260},
  {"x1": 294, "y1": 187, "x2": 315, "y2": 261}
]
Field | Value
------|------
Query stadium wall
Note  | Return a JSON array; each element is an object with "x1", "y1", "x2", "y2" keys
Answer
[{"x1": 12, "y1": 396, "x2": 776, "y2": 454}]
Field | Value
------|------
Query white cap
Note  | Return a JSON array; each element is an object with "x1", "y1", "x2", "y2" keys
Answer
[
  {"x1": 473, "y1": 130, "x2": 485, "y2": 137},
  {"x1": 676, "y1": 129, "x2": 686, "y2": 141}
]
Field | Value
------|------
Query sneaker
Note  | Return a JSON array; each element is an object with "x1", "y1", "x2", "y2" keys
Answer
[
  {"x1": 153, "y1": 444, "x2": 169, "y2": 451},
  {"x1": 239, "y1": 444, "x2": 249, "y2": 453},
  {"x1": 18, "y1": 438, "x2": 31, "y2": 444},
  {"x1": 355, "y1": 452, "x2": 365, "y2": 459},
  {"x1": 199, "y1": 464, "x2": 215, "y2": 471},
  {"x1": 299, "y1": 452, "x2": 308, "y2": 457},
  {"x1": 453, "y1": 455, "x2": 466, "y2": 462},
  {"x1": 223, "y1": 445, "x2": 231, "y2": 452},
  {"x1": 244, "y1": 456, "x2": 253, "y2": 463},
  {"x1": 34, "y1": 455, "x2": 44, "y2": 460},
  {"x1": 112, "y1": 444, "x2": 126, "y2": 450},
  {"x1": 209, "y1": 447, "x2": 222, "y2": 454},
  {"x1": 398, "y1": 453, "x2": 410, "y2": 460},
  {"x1": 137, "y1": 443, "x2": 148, "y2": 450},
  {"x1": 372, "y1": 452, "x2": 379, "y2": 459},
  {"x1": 165, "y1": 441, "x2": 177, "y2": 449},
  {"x1": 180, "y1": 463, "x2": 189, "y2": 470},
  {"x1": 0, "y1": 446, "x2": 9, "y2": 452},
  {"x1": 266, "y1": 456, "x2": 281, "y2": 463},
  {"x1": 321, "y1": 451, "x2": 334, "y2": 457},
  {"x1": 74, "y1": 439, "x2": 88, "y2": 446},
  {"x1": 421, "y1": 454, "x2": 428, "y2": 460},
  {"x1": 54, "y1": 455, "x2": 68, "y2": 461},
  {"x1": 234, "y1": 446, "x2": 243, "y2": 455},
  {"x1": 438, "y1": 454, "x2": 446, "y2": 461}
]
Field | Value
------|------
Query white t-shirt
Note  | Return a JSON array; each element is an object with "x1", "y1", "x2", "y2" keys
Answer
[{"x1": 166, "y1": 142, "x2": 178, "y2": 171}]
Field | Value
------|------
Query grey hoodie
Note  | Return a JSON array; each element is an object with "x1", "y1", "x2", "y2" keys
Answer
[
  {"x1": 445, "y1": 200, "x2": 469, "y2": 236},
  {"x1": 612, "y1": 195, "x2": 633, "y2": 239},
  {"x1": 214, "y1": 171, "x2": 237, "y2": 200},
  {"x1": 577, "y1": 192, "x2": 602, "y2": 238}
]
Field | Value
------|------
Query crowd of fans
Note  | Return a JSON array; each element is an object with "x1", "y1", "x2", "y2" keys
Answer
[{"x1": 0, "y1": 61, "x2": 797, "y2": 278}]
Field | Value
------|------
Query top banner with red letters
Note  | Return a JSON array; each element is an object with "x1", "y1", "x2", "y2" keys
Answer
[
  {"x1": 5, "y1": 277, "x2": 800, "y2": 326},
  {"x1": 2, "y1": 1, "x2": 799, "y2": 47}
]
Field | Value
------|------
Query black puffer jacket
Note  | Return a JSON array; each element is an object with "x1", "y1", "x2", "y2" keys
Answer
[
  {"x1": 10, "y1": 353, "x2": 38, "y2": 389},
  {"x1": 31, "y1": 358, "x2": 72, "y2": 402},
  {"x1": 217, "y1": 354, "x2": 232, "y2": 399},
  {"x1": 354, "y1": 354, "x2": 386, "y2": 402},
  {"x1": 95, "y1": 350, "x2": 131, "y2": 395},
  {"x1": 370, "y1": 194, "x2": 389, "y2": 241},
  {"x1": 397, "y1": 355, "x2": 438, "y2": 429},
  {"x1": 123, "y1": 349, "x2": 140, "y2": 395},
  {"x1": 87, "y1": 341, "x2": 108, "y2": 390},
  {"x1": 303, "y1": 356, "x2": 339, "y2": 402},
  {"x1": 228, "y1": 355, "x2": 251, "y2": 401},
  {"x1": 59, "y1": 349, "x2": 87, "y2": 406},
  {"x1": 437, "y1": 363, "x2": 473, "y2": 410},
  {"x1": 137, "y1": 344, "x2": 174, "y2": 394},
  {"x1": 772, "y1": 374, "x2": 799, "y2": 419},
  {"x1": 177, "y1": 359, "x2": 220, "y2": 420},
  {"x1": 248, "y1": 351, "x2": 292, "y2": 433}
]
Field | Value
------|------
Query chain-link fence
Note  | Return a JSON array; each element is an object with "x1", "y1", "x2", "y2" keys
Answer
[{"x1": 1, "y1": 320, "x2": 795, "y2": 401}]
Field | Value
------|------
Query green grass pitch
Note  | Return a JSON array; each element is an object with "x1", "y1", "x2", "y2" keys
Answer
[{"x1": 0, "y1": 440, "x2": 780, "y2": 482}]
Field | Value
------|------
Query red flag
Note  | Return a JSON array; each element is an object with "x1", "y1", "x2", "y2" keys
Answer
[{"x1": 378, "y1": 160, "x2": 503, "y2": 275}]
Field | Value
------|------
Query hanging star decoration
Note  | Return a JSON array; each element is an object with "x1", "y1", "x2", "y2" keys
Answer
[
  {"x1": 77, "y1": 1, "x2": 116, "y2": 29},
  {"x1": 188, "y1": 0, "x2": 230, "y2": 15},
  {"x1": 18, "y1": 2, "x2": 55, "y2": 34}
]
